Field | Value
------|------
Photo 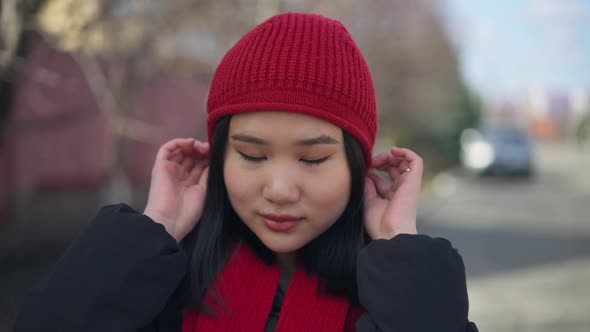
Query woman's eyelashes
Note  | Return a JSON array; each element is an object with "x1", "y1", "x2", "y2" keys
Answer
[
  {"x1": 236, "y1": 150, "x2": 266, "y2": 162},
  {"x1": 300, "y1": 155, "x2": 331, "y2": 165},
  {"x1": 235, "y1": 149, "x2": 332, "y2": 165}
]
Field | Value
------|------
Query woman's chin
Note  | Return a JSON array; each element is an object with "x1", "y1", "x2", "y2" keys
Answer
[{"x1": 259, "y1": 236, "x2": 305, "y2": 254}]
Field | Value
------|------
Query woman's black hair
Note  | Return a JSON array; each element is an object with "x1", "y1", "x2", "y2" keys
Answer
[{"x1": 182, "y1": 115, "x2": 368, "y2": 309}]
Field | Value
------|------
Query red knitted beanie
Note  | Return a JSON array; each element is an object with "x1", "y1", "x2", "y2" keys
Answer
[{"x1": 207, "y1": 12, "x2": 377, "y2": 165}]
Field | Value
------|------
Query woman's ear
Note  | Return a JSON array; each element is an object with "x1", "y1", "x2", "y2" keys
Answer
[{"x1": 364, "y1": 175, "x2": 377, "y2": 204}]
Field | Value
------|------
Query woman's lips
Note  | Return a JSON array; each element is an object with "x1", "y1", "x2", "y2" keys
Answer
[{"x1": 262, "y1": 214, "x2": 302, "y2": 232}]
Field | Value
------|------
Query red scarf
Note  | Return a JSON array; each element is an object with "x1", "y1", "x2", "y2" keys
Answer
[{"x1": 182, "y1": 243, "x2": 364, "y2": 331}]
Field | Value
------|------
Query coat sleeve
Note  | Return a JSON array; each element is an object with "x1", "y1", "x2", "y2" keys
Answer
[
  {"x1": 14, "y1": 203, "x2": 188, "y2": 332},
  {"x1": 355, "y1": 234, "x2": 479, "y2": 332}
]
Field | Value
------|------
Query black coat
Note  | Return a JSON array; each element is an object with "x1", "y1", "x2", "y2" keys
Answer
[{"x1": 14, "y1": 204, "x2": 479, "y2": 331}]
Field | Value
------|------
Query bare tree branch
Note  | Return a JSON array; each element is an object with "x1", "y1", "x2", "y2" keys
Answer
[
  {"x1": 0, "y1": 0, "x2": 23, "y2": 70},
  {"x1": 72, "y1": 53, "x2": 163, "y2": 143}
]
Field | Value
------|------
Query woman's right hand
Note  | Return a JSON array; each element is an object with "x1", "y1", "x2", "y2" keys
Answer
[{"x1": 143, "y1": 138, "x2": 210, "y2": 242}]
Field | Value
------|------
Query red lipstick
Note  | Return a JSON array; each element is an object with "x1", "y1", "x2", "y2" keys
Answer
[{"x1": 261, "y1": 214, "x2": 302, "y2": 232}]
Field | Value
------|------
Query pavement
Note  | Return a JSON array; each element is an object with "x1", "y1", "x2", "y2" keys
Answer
[{"x1": 418, "y1": 141, "x2": 590, "y2": 332}]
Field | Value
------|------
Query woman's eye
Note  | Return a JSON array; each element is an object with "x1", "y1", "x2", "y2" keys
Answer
[
  {"x1": 300, "y1": 155, "x2": 331, "y2": 165},
  {"x1": 237, "y1": 150, "x2": 266, "y2": 162}
]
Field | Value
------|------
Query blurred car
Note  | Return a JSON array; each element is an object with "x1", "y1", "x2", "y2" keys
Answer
[{"x1": 460, "y1": 127, "x2": 534, "y2": 177}]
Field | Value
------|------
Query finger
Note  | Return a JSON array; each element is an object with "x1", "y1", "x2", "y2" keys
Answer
[
  {"x1": 158, "y1": 138, "x2": 195, "y2": 161},
  {"x1": 373, "y1": 158, "x2": 411, "y2": 192},
  {"x1": 372, "y1": 151, "x2": 404, "y2": 169},
  {"x1": 194, "y1": 141, "x2": 210, "y2": 158},
  {"x1": 170, "y1": 150, "x2": 183, "y2": 164},
  {"x1": 165, "y1": 138, "x2": 195, "y2": 153},
  {"x1": 388, "y1": 167, "x2": 402, "y2": 181},
  {"x1": 374, "y1": 151, "x2": 404, "y2": 170},
  {"x1": 364, "y1": 176, "x2": 377, "y2": 203},
  {"x1": 373, "y1": 153, "x2": 408, "y2": 192},
  {"x1": 374, "y1": 158, "x2": 402, "y2": 173},
  {"x1": 371, "y1": 152, "x2": 390, "y2": 169},
  {"x1": 387, "y1": 149, "x2": 424, "y2": 179},
  {"x1": 398, "y1": 159, "x2": 410, "y2": 175},
  {"x1": 198, "y1": 167, "x2": 209, "y2": 190},
  {"x1": 188, "y1": 160, "x2": 208, "y2": 183},
  {"x1": 180, "y1": 154, "x2": 194, "y2": 174},
  {"x1": 367, "y1": 172, "x2": 395, "y2": 199},
  {"x1": 390, "y1": 148, "x2": 423, "y2": 199},
  {"x1": 391, "y1": 147, "x2": 423, "y2": 172}
]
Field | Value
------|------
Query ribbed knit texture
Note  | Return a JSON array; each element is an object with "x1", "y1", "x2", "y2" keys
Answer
[
  {"x1": 182, "y1": 243, "x2": 360, "y2": 331},
  {"x1": 207, "y1": 12, "x2": 378, "y2": 166}
]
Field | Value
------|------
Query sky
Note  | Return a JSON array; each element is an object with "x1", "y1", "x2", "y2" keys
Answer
[{"x1": 445, "y1": 0, "x2": 590, "y2": 100}]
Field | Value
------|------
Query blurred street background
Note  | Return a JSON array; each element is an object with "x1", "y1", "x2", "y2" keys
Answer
[{"x1": 1, "y1": 0, "x2": 589, "y2": 331}]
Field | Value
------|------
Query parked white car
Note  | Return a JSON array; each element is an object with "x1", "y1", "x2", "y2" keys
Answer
[{"x1": 460, "y1": 127, "x2": 534, "y2": 177}]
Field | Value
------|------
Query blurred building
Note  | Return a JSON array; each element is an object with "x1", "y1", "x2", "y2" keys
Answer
[
  {"x1": 525, "y1": 88, "x2": 589, "y2": 140},
  {"x1": 480, "y1": 87, "x2": 590, "y2": 142},
  {"x1": 0, "y1": 32, "x2": 208, "y2": 253}
]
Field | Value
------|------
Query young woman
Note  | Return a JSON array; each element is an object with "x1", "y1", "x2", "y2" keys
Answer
[{"x1": 15, "y1": 13, "x2": 478, "y2": 332}]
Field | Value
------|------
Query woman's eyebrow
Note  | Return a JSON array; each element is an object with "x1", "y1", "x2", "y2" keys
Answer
[
  {"x1": 230, "y1": 133, "x2": 339, "y2": 146},
  {"x1": 230, "y1": 134, "x2": 269, "y2": 145},
  {"x1": 295, "y1": 135, "x2": 339, "y2": 146}
]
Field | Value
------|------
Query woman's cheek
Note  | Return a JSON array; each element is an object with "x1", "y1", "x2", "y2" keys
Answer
[
  {"x1": 306, "y1": 165, "x2": 350, "y2": 208},
  {"x1": 224, "y1": 159, "x2": 260, "y2": 203}
]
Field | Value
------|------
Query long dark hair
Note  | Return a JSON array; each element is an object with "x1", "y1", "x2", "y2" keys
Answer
[{"x1": 181, "y1": 115, "x2": 368, "y2": 310}]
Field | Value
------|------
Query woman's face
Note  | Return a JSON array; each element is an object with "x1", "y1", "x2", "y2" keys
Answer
[{"x1": 224, "y1": 112, "x2": 351, "y2": 253}]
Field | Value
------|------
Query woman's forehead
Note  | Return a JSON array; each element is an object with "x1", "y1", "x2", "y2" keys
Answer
[{"x1": 229, "y1": 111, "x2": 342, "y2": 139}]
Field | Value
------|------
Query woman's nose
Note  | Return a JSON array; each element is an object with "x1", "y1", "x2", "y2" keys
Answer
[{"x1": 262, "y1": 170, "x2": 300, "y2": 205}]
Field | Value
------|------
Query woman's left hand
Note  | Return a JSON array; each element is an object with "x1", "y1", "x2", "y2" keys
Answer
[{"x1": 364, "y1": 147, "x2": 423, "y2": 240}]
